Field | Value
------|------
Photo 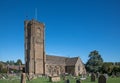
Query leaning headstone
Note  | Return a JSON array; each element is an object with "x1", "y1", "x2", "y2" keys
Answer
[
  {"x1": 98, "y1": 75, "x2": 106, "y2": 83},
  {"x1": 20, "y1": 73, "x2": 26, "y2": 83},
  {"x1": 91, "y1": 73, "x2": 95, "y2": 82},
  {"x1": 76, "y1": 79, "x2": 81, "y2": 83}
]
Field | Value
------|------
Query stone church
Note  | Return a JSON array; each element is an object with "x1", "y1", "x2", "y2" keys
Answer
[{"x1": 24, "y1": 19, "x2": 86, "y2": 76}]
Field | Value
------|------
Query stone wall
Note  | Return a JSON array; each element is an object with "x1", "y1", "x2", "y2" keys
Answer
[
  {"x1": 75, "y1": 58, "x2": 86, "y2": 76},
  {"x1": 24, "y1": 19, "x2": 45, "y2": 75},
  {"x1": 45, "y1": 64, "x2": 65, "y2": 76}
]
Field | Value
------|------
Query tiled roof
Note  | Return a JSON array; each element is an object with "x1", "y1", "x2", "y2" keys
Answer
[
  {"x1": 65, "y1": 57, "x2": 78, "y2": 66},
  {"x1": 8, "y1": 65, "x2": 25, "y2": 70},
  {"x1": 46, "y1": 55, "x2": 79, "y2": 66},
  {"x1": 46, "y1": 55, "x2": 66, "y2": 65}
]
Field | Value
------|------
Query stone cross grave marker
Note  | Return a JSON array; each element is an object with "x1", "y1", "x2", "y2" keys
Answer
[
  {"x1": 98, "y1": 75, "x2": 106, "y2": 83},
  {"x1": 91, "y1": 73, "x2": 95, "y2": 82}
]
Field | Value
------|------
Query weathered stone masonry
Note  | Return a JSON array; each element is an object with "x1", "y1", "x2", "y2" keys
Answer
[{"x1": 24, "y1": 19, "x2": 86, "y2": 76}]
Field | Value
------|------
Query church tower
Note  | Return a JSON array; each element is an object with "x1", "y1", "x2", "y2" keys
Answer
[{"x1": 24, "y1": 19, "x2": 45, "y2": 75}]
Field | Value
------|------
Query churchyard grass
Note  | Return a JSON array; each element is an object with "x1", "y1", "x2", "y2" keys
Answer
[{"x1": 0, "y1": 76, "x2": 120, "y2": 83}]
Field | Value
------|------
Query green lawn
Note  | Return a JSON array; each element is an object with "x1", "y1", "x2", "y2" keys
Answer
[{"x1": 0, "y1": 76, "x2": 120, "y2": 83}]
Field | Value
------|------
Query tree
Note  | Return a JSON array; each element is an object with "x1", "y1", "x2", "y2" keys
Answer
[
  {"x1": 15, "y1": 59, "x2": 22, "y2": 65},
  {"x1": 86, "y1": 50, "x2": 103, "y2": 72},
  {"x1": 101, "y1": 62, "x2": 114, "y2": 75},
  {"x1": 0, "y1": 62, "x2": 7, "y2": 73},
  {"x1": 9, "y1": 60, "x2": 15, "y2": 65},
  {"x1": 1, "y1": 68, "x2": 7, "y2": 73},
  {"x1": 112, "y1": 66, "x2": 120, "y2": 76}
]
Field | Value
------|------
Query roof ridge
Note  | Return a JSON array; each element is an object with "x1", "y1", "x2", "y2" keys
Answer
[{"x1": 46, "y1": 54, "x2": 68, "y2": 58}]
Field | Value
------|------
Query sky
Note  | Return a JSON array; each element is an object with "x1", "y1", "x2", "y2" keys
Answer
[{"x1": 0, "y1": 0, "x2": 120, "y2": 63}]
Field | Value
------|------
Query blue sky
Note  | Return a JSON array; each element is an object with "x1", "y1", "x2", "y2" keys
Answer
[{"x1": 0, "y1": 0, "x2": 120, "y2": 63}]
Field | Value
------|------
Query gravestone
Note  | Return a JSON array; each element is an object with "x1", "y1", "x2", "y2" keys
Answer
[
  {"x1": 80, "y1": 74, "x2": 86, "y2": 80},
  {"x1": 104, "y1": 74, "x2": 108, "y2": 79},
  {"x1": 111, "y1": 73, "x2": 115, "y2": 78},
  {"x1": 83, "y1": 74, "x2": 87, "y2": 78},
  {"x1": 96, "y1": 72, "x2": 99, "y2": 78},
  {"x1": 89, "y1": 73, "x2": 91, "y2": 77},
  {"x1": 98, "y1": 75, "x2": 106, "y2": 83},
  {"x1": 116, "y1": 72, "x2": 120, "y2": 77},
  {"x1": 65, "y1": 79, "x2": 70, "y2": 83},
  {"x1": 20, "y1": 73, "x2": 26, "y2": 83},
  {"x1": 91, "y1": 73, "x2": 95, "y2": 82},
  {"x1": 76, "y1": 79, "x2": 81, "y2": 83},
  {"x1": 62, "y1": 74, "x2": 66, "y2": 80}
]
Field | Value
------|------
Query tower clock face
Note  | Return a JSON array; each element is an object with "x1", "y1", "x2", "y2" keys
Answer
[{"x1": 36, "y1": 27, "x2": 43, "y2": 44}]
